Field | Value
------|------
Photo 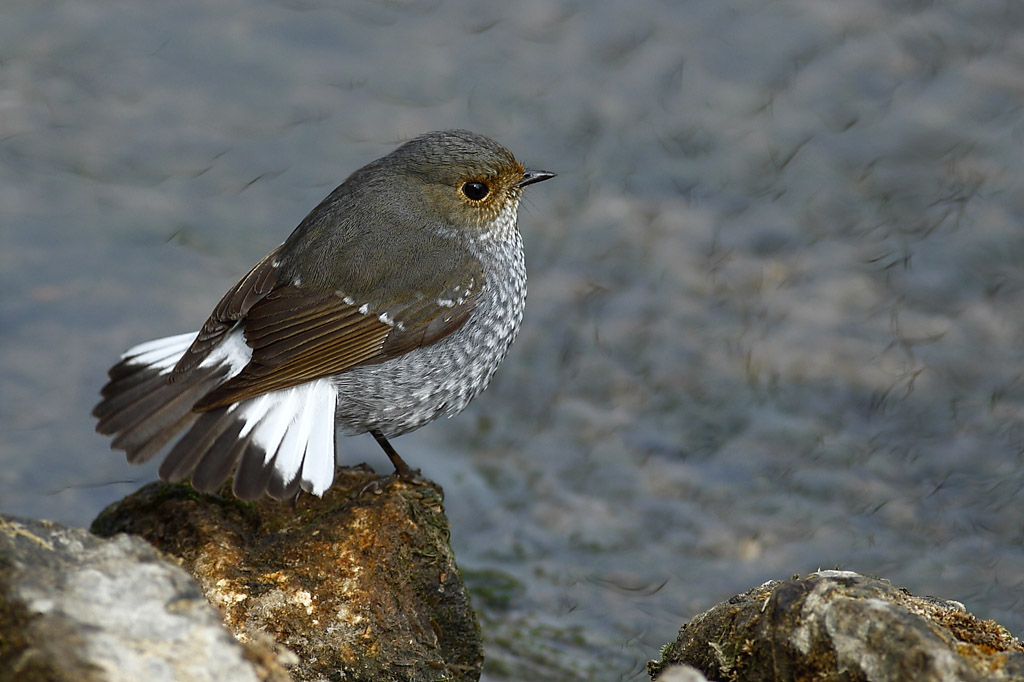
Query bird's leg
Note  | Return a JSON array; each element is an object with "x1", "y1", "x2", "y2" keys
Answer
[
  {"x1": 358, "y1": 430, "x2": 426, "y2": 497},
  {"x1": 370, "y1": 429, "x2": 421, "y2": 480}
]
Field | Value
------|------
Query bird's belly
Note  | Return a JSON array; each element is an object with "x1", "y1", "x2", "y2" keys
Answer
[{"x1": 332, "y1": 305, "x2": 523, "y2": 438}]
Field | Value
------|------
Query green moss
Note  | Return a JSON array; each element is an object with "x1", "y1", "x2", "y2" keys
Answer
[{"x1": 463, "y1": 569, "x2": 526, "y2": 612}]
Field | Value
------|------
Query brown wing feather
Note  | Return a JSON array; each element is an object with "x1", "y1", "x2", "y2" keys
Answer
[
  {"x1": 193, "y1": 288, "x2": 394, "y2": 409},
  {"x1": 378, "y1": 301, "x2": 475, "y2": 359},
  {"x1": 172, "y1": 247, "x2": 283, "y2": 378},
  {"x1": 189, "y1": 266, "x2": 484, "y2": 411}
]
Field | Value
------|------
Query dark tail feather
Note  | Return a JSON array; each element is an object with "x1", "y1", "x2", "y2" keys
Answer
[
  {"x1": 113, "y1": 369, "x2": 227, "y2": 457},
  {"x1": 94, "y1": 361, "x2": 169, "y2": 425},
  {"x1": 232, "y1": 443, "x2": 278, "y2": 500},
  {"x1": 160, "y1": 408, "x2": 282, "y2": 499},
  {"x1": 94, "y1": 363, "x2": 228, "y2": 464},
  {"x1": 159, "y1": 408, "x2": 236, "y2": 482},
  {"x1": 94, "y1": 331, "x2": 232, "y2": 465},
  {"x1": 267, "y1": 462, "x2": 305, "y2": 500},
  {"x1": 95, "y1": 332, "x2": 338, "y2": 500},
  {"x1": 189, "y1": 423, "x2": 249, "y2": 493},
  {"x1": 124, "y1": 409, "x2": 202, "y2": 466}
]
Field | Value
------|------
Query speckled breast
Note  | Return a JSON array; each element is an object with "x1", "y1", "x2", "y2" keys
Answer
[{"x1": 332, "y1": 218, "x2": 527, "y2": 438}]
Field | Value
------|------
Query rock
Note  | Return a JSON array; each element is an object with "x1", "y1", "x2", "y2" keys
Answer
[
  {"x1": 654, "y1": 664, "x2": 711, "y2": 682},
  {"x1": 648, "y1": 570, "x2": 1024, "y2": 682},
  {"x1": 0, "y1": 514, "x2": 284, "y2": 682},
  {"x1": 91, "y1": 466, "x2": 483, "y2": 682}
]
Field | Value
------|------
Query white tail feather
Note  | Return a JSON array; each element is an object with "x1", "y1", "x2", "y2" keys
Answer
[
  {"x1": 302, "y1": 389, "x2": 337, "y2": 495},
  {"x1": 113, "y1": 328, "x2": 337, "y2": 497},
  {"x1": 235, "y1": 379, "x2": 338, "y2": 495},
  {"x1": 123, "y1": 329, "x2": 251, "y2": 379},
  {"x1": 275, "y1": 379, "x2": 328, "y2": 485},
  {"x1": 123, "y1": 332, "x2": 198, "y2": 374}
]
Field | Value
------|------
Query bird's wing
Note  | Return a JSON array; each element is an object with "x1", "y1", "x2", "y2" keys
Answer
[
  {"x1": 171, "y1": 247, "x2": 284, "y2": 377},
  {"x1": 189, "y1": 271, "x2": 483, "y2": 411}
]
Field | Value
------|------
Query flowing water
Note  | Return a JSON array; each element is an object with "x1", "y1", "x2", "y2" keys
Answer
[{"x1": 3, "y1": 1, "x2": 1024, "y2": 679}]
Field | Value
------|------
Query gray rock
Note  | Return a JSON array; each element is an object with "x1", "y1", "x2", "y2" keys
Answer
[
  {"x1": 649, "y1": 571, "x2": 1024, "y2": 682},
  {"x1": 0, "y1": 515, "x2": 283, "y2": 682},
  {"x1": 91, "y1": 466, "x2": 483, "y2": 682},
  {"x1": 655, "y1": 664, "x2": 711, "y2": 682}
]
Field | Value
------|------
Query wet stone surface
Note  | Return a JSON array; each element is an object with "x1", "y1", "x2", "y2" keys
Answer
[
  {"x1": 0, "y1": 514, "x2": 283, "y2": 682},
  {"x1": 649, "y1": 571, "x2": 1024, "y2": 682},
  {"x1": 92, "y1": 467, "x2": 482, "y2": 682},
  {"x1": 92, "y1": 466, "x2": 479, "y2": 679}
]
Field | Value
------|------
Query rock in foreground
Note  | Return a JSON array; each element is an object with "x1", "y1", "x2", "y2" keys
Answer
[
  {"x1": 649, "y1": 570, "x2": 1024, "y2": 682},
  {"x1": 92, "y1": 466, "x2": 482, "y2": 682},
  {"x1": 0, "y1": 514, "x2": 282, "y2": 682}
]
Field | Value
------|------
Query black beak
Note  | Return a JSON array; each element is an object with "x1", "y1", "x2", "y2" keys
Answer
[{"x1": 516, "y1": 169, "x2": 557, "y2": 188}]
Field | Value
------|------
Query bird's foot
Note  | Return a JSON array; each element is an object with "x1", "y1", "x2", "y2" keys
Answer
[{"x1": 358, "y1": 465, "x2": 428, "y2": 497}]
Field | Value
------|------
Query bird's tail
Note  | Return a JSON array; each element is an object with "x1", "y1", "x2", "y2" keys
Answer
[{"x1": 94, "y1": 332, "x2": 338, "y2": 499}]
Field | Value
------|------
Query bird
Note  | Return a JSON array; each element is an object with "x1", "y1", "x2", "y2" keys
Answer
[{"x1": 93, "y1": 129, "x2": 555, "y2": 500}]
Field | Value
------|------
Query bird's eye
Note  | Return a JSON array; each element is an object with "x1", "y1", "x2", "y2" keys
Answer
[{"x1": 461, "y1": 181, "x2": 490, "y2": 201}]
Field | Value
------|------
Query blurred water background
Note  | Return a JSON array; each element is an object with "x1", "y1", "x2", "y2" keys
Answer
[{"x1": 3, "y1": 0, "x2": 1024, "y2": 679}]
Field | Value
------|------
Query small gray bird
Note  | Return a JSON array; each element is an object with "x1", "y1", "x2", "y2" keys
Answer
[{"x1": 94, "y1": 130, "x2": 555, "y2": 500}]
